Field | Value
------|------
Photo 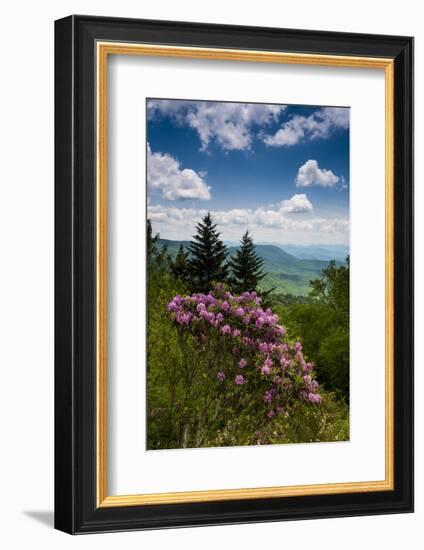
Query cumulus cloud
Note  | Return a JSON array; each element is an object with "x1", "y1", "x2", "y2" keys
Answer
[
  {"x1": 295, "y1": 160, "x2": 340, "y2": 188},
  {"x1": 262, "y1": 106, "x2": 349, "y2": 147},
  {"x1": 147, "y1": 143, "x2": 211, "y2": 200},
  {"x1": 147, "y1": 203, "x2": 348, "y2": 238},
  {"x1": 279, "y1": 194, "x2": 313, "y2": 213},
  {"x1": 147, "y1": 99, "x2": 286, "y2": 151}
]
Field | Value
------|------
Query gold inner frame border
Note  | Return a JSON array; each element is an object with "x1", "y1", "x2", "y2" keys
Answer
[{"x1": 96, "y1": 42, "x2": 394, "y2": 508}]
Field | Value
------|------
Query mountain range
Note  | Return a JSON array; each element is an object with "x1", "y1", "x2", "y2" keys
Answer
[
  {"x1": 256, "y1": 243, "x2": 349, "y2": 261},
  {"x1": 157, "y1": 239, "x2": 347, "y2": 296}
]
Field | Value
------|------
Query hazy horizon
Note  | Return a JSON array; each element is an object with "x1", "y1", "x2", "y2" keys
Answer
[{"x1": 152, "y1": 226, "x2": 349, "y2": 251}]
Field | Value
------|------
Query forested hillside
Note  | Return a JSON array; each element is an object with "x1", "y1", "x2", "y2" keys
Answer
[
  {"x1": 147, "y1": 214, "x2": 349, "y2": 450},
  {"x1": 158, "y1": 238, "x2": 343, "y2": 295}
]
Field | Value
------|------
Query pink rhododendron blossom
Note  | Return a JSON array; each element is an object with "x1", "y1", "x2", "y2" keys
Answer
[
  {"x1": 175, "y1": 311, "x2": 192, "y2": 325},
  {"x1": 280, "y1": 356, "x2": 290, "y2": 370},
  {"x1": 206, "y1": 294, "x2": 216, "y2": 306},
  {"x1": 264, "y1": 357, "x2": 273, "y2": 368},
  {"x1": 258, "y1": 342, "x2": 269, "y2": 353},
  {"x1": 166, "y1": 284, "x2": 323, "y2": 421},
  {"x1": 302, "y1": 362, "x2": 313, "y2": 372},
  {"x1": 167, "y1": 300, "x2": 179, "y2": 312},
  {"x1": 294, "y1": 342, "x2": 302, "y2": 352},
  {"x1": 221, "y1": 324, "x2": 231, "y2": 334},
  {"x1": 275, "y1": 325, "x2": 285, "y2": 336},
  {"x1": 263, "y1": 388, "x2": 276, "y2": 403},
  {"x1": 300, "y1": 390, "x2": 322, "y2": 404},
  {"x1": 261, "y1": 364, "x2": 271, "y2": 375},
  {"x1": 307, "y1": 392, "x2": 322, "y2": 404},
  {"x1": 235, "y1": 374, "x2": 246, "y2": 385}
]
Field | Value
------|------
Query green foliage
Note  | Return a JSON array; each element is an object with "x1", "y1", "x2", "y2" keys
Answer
[
  {"x1": 269, "y1": 293, "x2": 313, "y2": 307},
  {"x1": 277, "y1": 257, "x2": 350, "y2": 398},
  {"x1": 318, "y1": 328, "x2": 349, "y2": 395},
  {"x1": 146, "y1": 226, "x2": 188, "y2": 449},
  {"x1": 263, "y1": 391, "x2": 349, "y2": 445},
  {"x1": 187, "y1": 212, "x2": 229, "y2": 292},
  {"x1": 170, "y1": 244, "x2": 190, "y2": 280},
  {"x1": 148, "y1": 328, "x2": 260, "y2": 449},
  {"x1": 310, "y1": 256, "x2": 349, "y2": 322},
  {"x1": 181, "y1": 388, "x2": 349, "y2": 448}
]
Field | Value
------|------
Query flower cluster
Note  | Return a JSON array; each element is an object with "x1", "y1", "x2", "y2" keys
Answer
[{"x1": 167, "y1": 283, "x2": 322, "y2": 419}]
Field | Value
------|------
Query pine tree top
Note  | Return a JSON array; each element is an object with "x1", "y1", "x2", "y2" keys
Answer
[
  {"x1": 187, "y1": 212, "x2": 229, "y2": 292},
  {"x1": 229, "y1": 230, "x2": 265, "y2": 293}
]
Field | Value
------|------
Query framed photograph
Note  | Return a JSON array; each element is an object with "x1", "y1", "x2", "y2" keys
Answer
[{"x1": 54, "y1": 15, "x2": 413, "y2": 534}]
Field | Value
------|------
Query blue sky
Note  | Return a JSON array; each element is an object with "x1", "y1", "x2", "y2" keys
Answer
[{"x1": 146, "y1": 99, "x2": 349, "y2": 245}]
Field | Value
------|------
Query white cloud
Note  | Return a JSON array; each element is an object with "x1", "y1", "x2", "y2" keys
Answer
[
  {"x1": 279, "y1": 194, "x2": 313, "y2": 213},
  {"x1": 295, "y1": 160, "x2": 340, "y2": 187},
  {"x1": 147, "y1": 203, "x2": 348, "y2": 243},
  {"x1": 213, "y1": 208, "x2": 251, "y2": 225},
  {"x1": 262, "y1": 106, "x2": 349, "y2": 147},
  {"x1": 147, "y1": 143, "x2": 211, "y2": 200},
  {"x1": 148, "y1": 100, "x2": 286, "y2": 151}
]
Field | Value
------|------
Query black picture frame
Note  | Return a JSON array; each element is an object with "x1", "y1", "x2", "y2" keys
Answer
[{"x1": 55, "y1": 14, "x2": 414, "y2": 534}]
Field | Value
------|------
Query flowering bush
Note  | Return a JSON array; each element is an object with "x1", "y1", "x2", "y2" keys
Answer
[{"x1": 166, "y1": 283, "x2": 322, "y2": 436}]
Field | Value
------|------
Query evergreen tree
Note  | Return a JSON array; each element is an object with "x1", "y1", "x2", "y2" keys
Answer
[
  {"x1": 147, "y1": 219, "x2": 158, "y2": 259},
  {"x1": 188, "y1": 212, "x2": 228, "y2": 292},
  {"x1": 229, "y1": 230, "x2": 265, "y2": 293},
  {"x1": 171, "y1": 244, "x2": 190, "y2": 281},
  {"x1": 147, "y1": 219, "x2": 171, "y2": 275}
]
